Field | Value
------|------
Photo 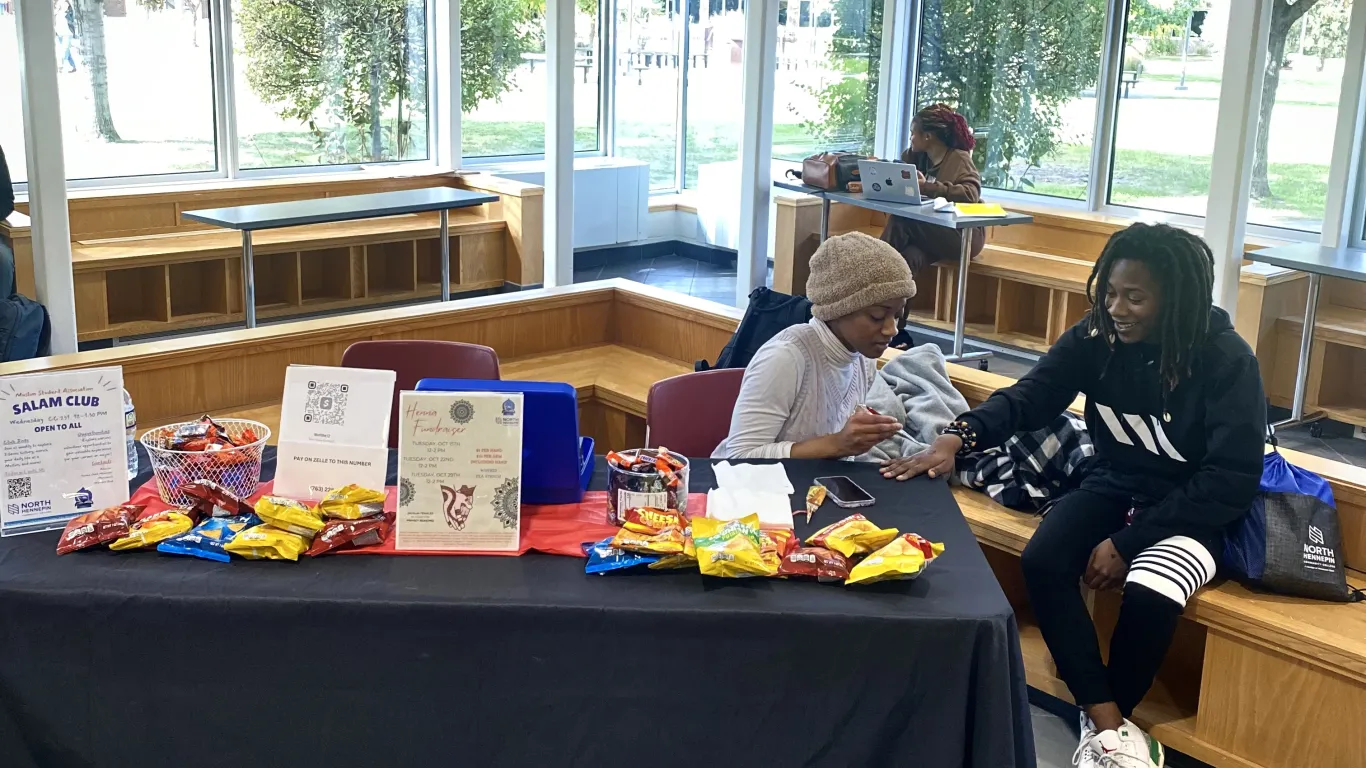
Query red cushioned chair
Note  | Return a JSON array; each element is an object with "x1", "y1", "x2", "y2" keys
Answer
[
  {"x1": 341, "y1": 340, "x2": 501, "y2": 448},
  {"x1": 645, "y1": 368, "x2": 745, "y2": 458}
]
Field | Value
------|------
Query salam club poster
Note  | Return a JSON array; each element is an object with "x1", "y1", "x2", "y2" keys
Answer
[
  {"x1": 0, "y1": 368, "x2": 129, "y2": 536},
  {"x1": 396, "y1": 391, "x2": 523, "y2": 552}
]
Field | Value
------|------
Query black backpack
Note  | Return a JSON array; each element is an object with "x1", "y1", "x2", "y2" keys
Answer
[
  {"x1": 696, "y1": 287, "x2": 812, "y2": 371},
  {"x1": 0, "y1": 242, "x2": 51, "y2": 362}
]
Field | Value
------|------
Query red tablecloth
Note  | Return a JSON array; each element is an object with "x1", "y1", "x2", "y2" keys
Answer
[{"x1": 130, "y1": 480, "x2": 706, "y2": 558}]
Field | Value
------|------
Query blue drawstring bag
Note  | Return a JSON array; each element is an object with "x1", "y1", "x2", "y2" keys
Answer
[{"x1": 1224, "y1": 435, "x2": 1361, "y2": 602}]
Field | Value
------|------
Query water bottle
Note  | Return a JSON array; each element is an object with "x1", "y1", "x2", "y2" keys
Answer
[{"x1": 123, "y1": 389, "x2": 138, "y2": 480}]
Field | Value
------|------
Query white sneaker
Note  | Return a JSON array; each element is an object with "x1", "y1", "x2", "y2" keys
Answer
[
  {"x1": 1071, "y1": 713, "x2": 1100, "y2": 767},
  {"x1": 1086, "y1": 720, "x2": 1164, "y2": 768}
]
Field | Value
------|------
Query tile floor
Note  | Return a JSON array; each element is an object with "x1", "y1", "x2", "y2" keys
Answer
[{"x1": 577, "y1": 253, "x2": 1366, "y2": 469}]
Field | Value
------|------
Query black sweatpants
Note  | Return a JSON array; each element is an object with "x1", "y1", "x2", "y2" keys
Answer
[{"x1": 1020, "y1": 489, "x2": 1216, "y2": 717}]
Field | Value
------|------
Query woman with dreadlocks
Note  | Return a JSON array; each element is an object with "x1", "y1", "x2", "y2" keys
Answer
[
  {"x1": 880, "y1": 103, "x2": 985, "y2": 277},
  {"x1": 882, "y1": 223, "x2": 1266, "y2": 768}
]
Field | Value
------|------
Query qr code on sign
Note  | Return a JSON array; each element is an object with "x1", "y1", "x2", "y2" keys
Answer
[
  {"x1": 7, "y1": 477, "x2": 32, "y2": 500},
  {"x1": 304, "y1": 381, "x2": 349, "y2": 426}
]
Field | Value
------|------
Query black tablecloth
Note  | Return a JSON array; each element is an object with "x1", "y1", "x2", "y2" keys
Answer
[{"x1": 0, "y1": 452, "x2": 1034, "y2": 768}]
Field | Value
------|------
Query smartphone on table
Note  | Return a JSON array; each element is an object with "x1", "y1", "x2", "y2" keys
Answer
[{"x1": 814, "y1": 476, "x2": 875, "y2": 508}]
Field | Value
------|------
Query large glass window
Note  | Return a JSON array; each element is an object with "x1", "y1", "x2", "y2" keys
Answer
[
  {"x1": 1247, "y1": 0, "x2": 1350, "y2": 232},
  {"x1": 614, "y1": 0, "x2": 681, "y2": 189},
  {"x1": 772, "y1": 0, "x2": 880, "y2": 162},
  {"x1": 1, "y1": 3, "x2": 24, "y2": 184},
  {"x1": 915, "y1": 0, "x2": 1104, "y2": 200},
  {"x1": 1108, "y1": 1, "x2": 1225, "y2": 216},
  {"x1": 685, "y1": 0, "x2": 743, "y2": 188},
  {"x1": 56, "y1": 0, "x2": 217, "y2": 179},
  {"x1": 235, "y1": 0, "x2": 430, "y2": 169},
  {"x1": 460, "y1": 0, "x2": 601, "y2": 158}
]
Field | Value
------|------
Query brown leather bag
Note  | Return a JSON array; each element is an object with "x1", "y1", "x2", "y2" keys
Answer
[{"x1": 801, "y1": 152, "x2": 863, "y2": 191}]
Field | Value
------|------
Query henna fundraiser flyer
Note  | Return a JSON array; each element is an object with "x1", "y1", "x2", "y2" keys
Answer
[
  {"x1": 0, "y1": 368, "x2": 130, "y2": 537},
  {"x1": 395, "y1": 392, "x2": 523, "y2": 552}
]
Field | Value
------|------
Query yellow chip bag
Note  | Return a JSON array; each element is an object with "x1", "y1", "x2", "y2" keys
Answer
[
  {"x1": 845, "y1": 533, "x2": 945, "y2": 586},
  {"x1": 223, "y1": 524, "x2": 309, "y2": 561},
  {"x1": 254, "y1": 496, "x2": 324, "y2": 538},
  {"x1": 648, "y1": 525, "x2": 698, "y2": 570},
  {"x1": 316, "y1": 484, "x2": 387, "y2": 521},
  {"x1": 611, "y1": 525, "x2": 686, "y2": 555},
  {"x1": 805, "y1": 513, "x2": 899, "y2": 559},
  {"x1": 693, "y1": 514, "x2": 775, "y2": 578},
  {"x1": 109, "y1": 511, "x2": 194, "y2": 551}
]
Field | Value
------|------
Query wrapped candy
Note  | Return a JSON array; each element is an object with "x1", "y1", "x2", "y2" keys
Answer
[
  {"x1": 584, "y1": 537, "x2": 660, "y2": 574},
  {"x1": 306, "y1": 516, "x2": 393, "y2": 557},
  {"x1": 605, "y1": 448, "x2": 690, "y2": 524},
  {"x1": 223, "y1": 525, "x2": 309, "y2": 561},
  {"x1": 805, "y1": 514, "x2": 899, "y2": 559},
  {"x1": 55, "y1": 504, "x2": 145, "y2": 555},
  {"x1": 845, "y1": 533, "x2": 945, "y2": 586},
  {"x1": 109, "y1": 510, "x2": 195, "y2": 551},
  {"x1": 693, "y1": 514, "x2": 774, "y2": 578},
  {"x1": 315, "y1": 484, "x2": 387, "y2": 521},
  {"x1": 777, "y1": 546, "x2": 850, "y2": 582},
  {"x1": 156, "y1": 514, "x2": 259, "y2": 563},
  {"x1": 254, "y1": 496, "x2": 324, "y2": 539}
]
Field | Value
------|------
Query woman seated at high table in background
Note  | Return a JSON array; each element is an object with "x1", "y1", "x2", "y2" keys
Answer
[
  {"x1": 713, "y1": 232, "x2": 911, "y2": 460},
  {"x1": 880, "y1": 103, "x2": 985, "y2": 277},
  {"x1": 884, "y1": 223, "x2": 1266, "y2": 768}
]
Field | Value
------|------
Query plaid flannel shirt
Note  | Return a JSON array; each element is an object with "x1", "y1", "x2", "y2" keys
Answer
[{"x1": 955, "y1": 414, "x2": 1093, "y2": 512}]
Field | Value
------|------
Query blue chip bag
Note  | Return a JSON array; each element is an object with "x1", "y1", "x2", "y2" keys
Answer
[
  {"x1": 583, "y1": 536, "x2": 660, "y2": 574},
  {"x1": 157, "y1": 514, "x2": 260, "y2": 563}
]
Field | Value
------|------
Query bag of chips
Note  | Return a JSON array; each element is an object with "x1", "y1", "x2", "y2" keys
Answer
[
  {"x1": 622, "y1": 506, "x2": 685, "y2": 534},
  {"x1": 181, "y1": 480, "x2": 253, "y2": 518},
  {"x1": 254, "y1": 496, "x2": 324, "y2": 538},
  {"x1": 845, "y1": 533, "x2": 945, "y2": 586},
  {"x1": 584, "y1": 537, "x2": 661, "y2": 574},
  {"x1": 156, "y1": 514, "x2": 260, "y2": 563},
  {"x1": 693, "y1": 514, "x2": 774, "y2": 578},
  {"x1": 109, "y1": 510, "x2": 195, "y2": 552},
  {"x1": 610, "y1": 525, "x2": 686, "y2": 555},
  {"x1": 316, "y1": 484, "x2": 387, "y2": 521},
  {"x1": 805, "y1": 514, "x2": 899, "y2": 559},
  {"x1": 56, "y1": 504, "x2": 145, "y2": 555},
  {"x1": 306, "y1": 516, "x2": 392, "y2": 556},
  {"x1": 648, "y1": 525, "x2": 698, "y2": 570},
  {"x1": 759, "y1": 528, "x2": 796, "y2": 572},
  {"x1": 777, "y1": 546, "x2": 850, "y2": 582},
  {"x1": 223, "y1": 524, "x2": 309, "y2": 561}
]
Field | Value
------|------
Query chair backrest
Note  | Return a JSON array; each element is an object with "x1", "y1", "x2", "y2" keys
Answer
[
  {"x1": 646, "y1": 368, "x2": 745, "y2": 458},
  {"x1": 341, "y1": 340, "x2": 501, "y2": 448}
]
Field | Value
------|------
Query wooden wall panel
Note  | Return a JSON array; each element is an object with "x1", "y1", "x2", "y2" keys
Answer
[
  {"x1": 612, "y1": 288, "x2": 741, "y2": 366},
  {"x1": 458, "y1": 231, "x2": 507, "y2": 287}
]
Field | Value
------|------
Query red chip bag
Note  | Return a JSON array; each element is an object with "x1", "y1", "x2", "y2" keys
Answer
[
  {"x1": 56, "y1": 505, "x2": 145, "y2": 555},
  {"x1": 776, "y1": 546, "x2": 850, "y2": 582},
  {"x1": 305, "y1": 516, "x2": 392, "y2": 557}
]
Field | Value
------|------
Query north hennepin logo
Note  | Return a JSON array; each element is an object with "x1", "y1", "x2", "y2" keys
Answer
[{"x1": 1308, "y1": 525, "x2": 1325, "y2": 546}]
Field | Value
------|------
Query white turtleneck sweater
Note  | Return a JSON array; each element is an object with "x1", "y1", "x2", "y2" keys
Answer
[{"x1": 713, "y1": 317, "x2": 878, "y2": 460}]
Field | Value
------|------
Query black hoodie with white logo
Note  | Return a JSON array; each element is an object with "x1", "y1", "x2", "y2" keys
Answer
[{"x1": 961, "y1": 307, "x2": 1266, "y2": 562}]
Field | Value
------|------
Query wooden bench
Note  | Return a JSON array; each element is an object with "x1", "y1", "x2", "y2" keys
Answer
[
  {"x1": 941, "y1": 360, "x2": 1366, "y2": 768},
  {"x1": 3, "y1": 171, "x2": 544, "y2": 342}
]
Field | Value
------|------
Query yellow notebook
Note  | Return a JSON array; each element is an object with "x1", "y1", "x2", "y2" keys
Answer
[{"x1": 954, "y1": 203, "x2": 1008, "y2": 218}]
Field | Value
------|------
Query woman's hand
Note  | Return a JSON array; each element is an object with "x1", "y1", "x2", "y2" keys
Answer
[
  {"x1": 832, "y1": 409, "x2": 901, "y2": 458},
  {"x1": 880, "y1": 434, "x2": 961, "y2": 481},
  {"x1": 1084, "y1": 539, "x2": 1128, "y2": 591}
]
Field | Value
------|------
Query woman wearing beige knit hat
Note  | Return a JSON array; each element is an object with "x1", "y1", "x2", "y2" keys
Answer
[{"x1": 714, "y1": 232, "x2": 917, "y2": 460}]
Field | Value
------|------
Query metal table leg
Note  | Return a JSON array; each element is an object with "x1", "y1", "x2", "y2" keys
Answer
[
  {"x1": 1273, "y1": 272, "x2": 1324, "y2": 430},
  {"x1": 241, "y1": 230, "x2": 257, "y2": 329},
  {"x1": 946, "y1": 227, "x2": 990, "y2": 367},
  {"x1": 440, "y1": 208, "x2": 451, "y2": 302},
  {"x1": 819, "y1": 196, "x2": 830, "y2": 242}
]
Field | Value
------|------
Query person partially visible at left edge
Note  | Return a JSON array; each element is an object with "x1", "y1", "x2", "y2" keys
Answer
[
  {"x1": 0, "y1": 143, "x2": 14, "y2": 223},
  {"x1": 883, "y1": 223, "x2": 1266, "y2": 768},
  {"x1": 713, "y1": 231, "x2": 910, "y2": 460}
]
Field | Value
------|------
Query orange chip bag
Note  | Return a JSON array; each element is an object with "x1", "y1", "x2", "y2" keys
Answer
[
  {"x1": 805, "y1": 514, "x2": 899, "y2": 558},
  {"x1": 845, "y1": 533, "x2": 945, "y2": 586},
  {"x1": 622, "y1": 506, "x2": 685, "y2": 534},
  {"x1": 759, "y1": 528, "x2": 796, "y2": 572},
  {"x1": 611, "y1": 525, "x2": 686, "y2": 555},
  {"x1": 693, "y1": 514, "x2": 774, "y2": 578},
  {"x1": 649, "y1": 524, "x2": 698, "y2": 570}
]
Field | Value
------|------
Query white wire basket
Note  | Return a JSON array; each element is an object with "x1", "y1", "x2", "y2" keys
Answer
[{"x1": 139, "y1": 419, "x2": 271, "y2": 508}]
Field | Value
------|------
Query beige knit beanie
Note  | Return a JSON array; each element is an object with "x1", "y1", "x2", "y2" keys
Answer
[{"x1": 806, "y1": 231, "x2": 916, "y2": 321}]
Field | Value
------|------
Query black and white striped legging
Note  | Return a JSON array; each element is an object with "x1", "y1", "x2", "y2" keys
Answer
[{"x1": 1020, "y1": 489, "x2": 1217, "y2": 717}]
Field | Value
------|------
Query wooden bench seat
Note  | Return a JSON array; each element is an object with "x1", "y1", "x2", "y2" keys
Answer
[{"x1": 72, "y1": 209, "x2": 505, "y2": 271}]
